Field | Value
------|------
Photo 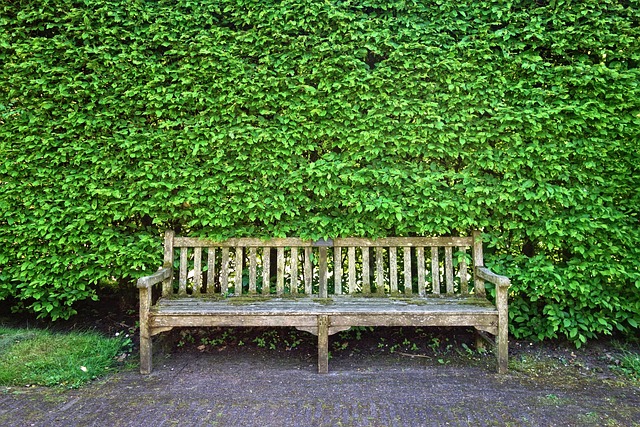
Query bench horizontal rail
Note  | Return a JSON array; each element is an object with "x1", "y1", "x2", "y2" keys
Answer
[
  {"x1": 174, "y1": 237, "x2": 313, "y2": 248},
  {"x1": 149, "y1": 313, "x2": 498, "y2": 332},
  {"x1": 150, "y1": 315, "x2": 319, "y2": 330},
  {"x1": 334, "y1": 237, "x2": 473, "y2": 247},
  {"x1": 173, "y1": 236, "x2": 474, "y2": 248}
]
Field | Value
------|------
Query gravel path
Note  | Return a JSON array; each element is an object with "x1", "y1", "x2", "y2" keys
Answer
[{"x1": 2, "y1": 348, "x2": 639, "y2": 427}]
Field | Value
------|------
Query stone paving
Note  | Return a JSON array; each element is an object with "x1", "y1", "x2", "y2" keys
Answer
[{"x1": 2, "y1": 349, "x2": 639, "y2": 427}]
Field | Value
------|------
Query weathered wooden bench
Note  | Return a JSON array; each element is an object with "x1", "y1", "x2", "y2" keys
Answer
[{"x1": 137, "y1": 230, "x2": 510, "y2": 374}]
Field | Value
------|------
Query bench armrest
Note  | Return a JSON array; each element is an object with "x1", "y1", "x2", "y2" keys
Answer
[
  {"x1": 137, "y1": 267, "x2": 172, "y2": 289},
  {"x1": 475, "y1": 267, "x2": 511, "y2": 289}
]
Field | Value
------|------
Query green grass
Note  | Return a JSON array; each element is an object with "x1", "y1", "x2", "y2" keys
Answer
[
  {"x1": 0, "y1": 327, "x2": 132, "y2": 389},
  {"x1": 610, "y1": 344, "x2": 640, "y2": 382}
]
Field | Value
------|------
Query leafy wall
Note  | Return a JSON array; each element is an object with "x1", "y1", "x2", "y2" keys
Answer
[{"x1": 1, "y1": 0, "x2": 639, "y2": 344}]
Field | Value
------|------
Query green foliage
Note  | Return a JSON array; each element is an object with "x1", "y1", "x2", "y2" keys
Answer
[{"x1": 1, "y1": 0, "x2": 639, "y2": 343}]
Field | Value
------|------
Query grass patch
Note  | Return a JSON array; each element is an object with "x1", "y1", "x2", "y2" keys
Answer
[
  {"x1": 616, "y1": 351, "x2": 640, "y2": 380},
  {"x1": 609, "y1": 342, "x2": 640, "y2": 382},
  {"x1": 509, "y1": 352, "x2": 564, "y2": 377},
  {"x1": 0, "y1": 327, "x2": 132, "y2": 389}
]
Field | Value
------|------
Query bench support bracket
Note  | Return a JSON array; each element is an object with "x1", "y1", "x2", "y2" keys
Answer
[
  {"x1": 151, "y1": 326, "x2": 174, "y2": 336},
  {"x1": 295, "y1": 325, "x2": 351, "y2": 336}
]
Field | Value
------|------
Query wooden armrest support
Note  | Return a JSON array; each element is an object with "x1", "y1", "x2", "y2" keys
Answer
[
  {"x1": 475, "y1": 267, "x2": 511, "y2": 289},
  {"x1": 137, "y1": 267, "x2": 172, "y2": 289}
]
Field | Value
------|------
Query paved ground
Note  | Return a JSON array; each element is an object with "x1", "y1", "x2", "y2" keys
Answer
[{"x1": 2, "y1": 346, "x2": 639, "y2": 427}]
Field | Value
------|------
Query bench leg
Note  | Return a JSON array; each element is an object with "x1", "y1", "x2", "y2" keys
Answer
[
  {"x1": 140, "y1": 325, "x2": 152, "y2": 374},
  {"x1": 475, "y1": 330, "x2": 487, "y2": 352},
  {"x1": 318, "y1": 315, "x2": 329, "y2": 374},
  {"x1": 497, "y1": 321, "x2": 508, "y2": 374},
  {"x1": 139, "y1": 287, "x2": 153, "y2": 374},
  {"x1": 475, "y1": 328, "x2": 508, "y2": 374},
  {"x1": 496, "y1": 285, "x2": 509, "y2": 374}
]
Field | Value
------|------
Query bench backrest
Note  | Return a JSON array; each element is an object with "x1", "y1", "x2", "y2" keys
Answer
[{"x1": 160, "y1": 230, "x2": 487, "y2": 298}]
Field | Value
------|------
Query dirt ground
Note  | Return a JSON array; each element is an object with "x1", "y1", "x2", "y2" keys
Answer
[{"x1": 1, "y1": 294, "x2": 639, "y2": 426}]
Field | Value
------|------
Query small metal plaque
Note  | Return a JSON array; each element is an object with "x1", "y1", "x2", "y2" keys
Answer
[{"x1": 312, "y1": 238, "x2": 334, "y2": 247}]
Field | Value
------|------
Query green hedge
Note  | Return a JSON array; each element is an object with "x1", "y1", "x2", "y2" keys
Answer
[{"x1": 1, "y1": 0, "x2": 639, "y2": 344}]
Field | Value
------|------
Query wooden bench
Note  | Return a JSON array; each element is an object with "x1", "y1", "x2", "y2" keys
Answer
[{"x1": 137, "y1": 230, "x2": 510, "y2": 374}]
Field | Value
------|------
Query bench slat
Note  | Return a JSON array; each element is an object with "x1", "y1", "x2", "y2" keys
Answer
[
  {"x1": 376, "y1": 247, "x2": 384, "y2": 294},
  {"x1": 152, "y1": 296, "x2": 498, "y2": 315},
  {"x1": 235, "y1": 247, "x2": 243, "y2": 296},
  {"x1": 319, "y1": 247, "x2": 328, "y2": 298},
  {"x1": 403, "y1": 247, "x2": 412, "y2": 295},
  {"x1": 362, "y1": 247, "x2": 370, "y2": 294},
  {"x1": 334, "y1": 247, "x2": 342, "y2": 295},
  {"x1": 194, "y1": 247, "x2": 202, "y2": 294},
  {"x1": 262, "y1": 248, "x2": 270, "y2": 296},
  {"x1": 389, "y1": 247, "x2": 398, "y2": 293},
  {"x1": 221, "y1": 248, "x2": 230, "y2": 294},
  {"x1": 431, "y1": 247, "x2": 440, "y2": 294},
  {"x1": 304, "y1": 247, "x2": 312, "y2": 295},
  {"x1": 459, "y1": 247, "x2": 469, "y2": 294},
  {"x1": 249, "y1": 248, "x2": 257, "y2": 295},
  {"x1": 207, "y1": 248, "x2": 216, "y2": 295},
  {"x1": 348, "y1": 247, "x2": 356, "y2": 294},
  {"x1": 179, "y1": 248, "x2": 188, "y2": 295},
  {"x1": 277, "y1": 247, "x2": 285, "y2": 296},
  {"x1": 417, "y1": 247, "x2": 425, "y2": 296},
  {"x1": 445, "y1": 246, "x2": 454, "y2": 294},
  {"x1": 290, "y1": 247, "x2": 299, "y2": 295}
]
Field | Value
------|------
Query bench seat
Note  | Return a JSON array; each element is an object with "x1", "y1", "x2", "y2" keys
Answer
[{"x1": 151, "y1": 296, "x2": 496, "y2": 327}]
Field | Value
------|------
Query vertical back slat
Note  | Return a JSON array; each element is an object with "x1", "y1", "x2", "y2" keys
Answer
[
  {"x1": 431, "y1": 247, "x2": 440, "y2": 294},
  {"x1": 417, "y1": 247, "x2": 425, "y2": 296},
  {"x1": 179, "y1": 248, "x2": 188, "y2": 295},
  {"x1": 362, "y1": 247, "x2": 371, "y2": 294},
  {"x1": 348, "y1": 247, "x2": 356, "y2": 294},
  {"x1": 276, "y1": 247, "x2": 285, "y2": 296},
  {"x1": 473, "y1": 230, "x2": 486, "y2": 297},
  {"x1": 445, "y1": 246, "x2": 454, "y2": 294},
  {"x1": 163, "y1": 230, "x2": 175, "y2": 296},
  {"x1": 234, "y1": 247, "x2": 243, "y2": 296},
  {"x1": 221, "y1": 247, "x2": 230, "y2": 294},
  {"x1": 334, "y1": 247, "x2": 342, "y2": 295},
  {"x1": 319, "y1": 247, "x2": 328, "y2": 298},
  {"x1": 389, "y1": 247, "x2": 398, "y2": 293},
  {"x1": 262, "y1": 247, "x2": 270, "y2": 295},
  {"x1": 403, "y1": 246, "x2": 412, "y2": 295},
  {"x1": 375, "y1": 247, "x2": 384, "y2": 294},
  {"x1": 459, "y1": 247, "x2": 469, "y2": 294},
  {"x1": 193, "y1": 247, "x2": 202, "y2": 294},
  {"x1": 290, "y1": 247, "x2": 299, "y2": 295},
  {"x1": 249, "y1": 248, "x2": 257, "y2": 294},
  {"x1": 207, "y1": 248, "x2": 216, "y2": 294},
  {"x1": 304, "y1": 247, "x2": 312, "y2": 295}
]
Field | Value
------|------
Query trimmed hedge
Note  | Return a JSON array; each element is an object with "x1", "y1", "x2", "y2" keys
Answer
[{"x1": 1, "y1": 0, "x2": 639, "y2": 344}]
